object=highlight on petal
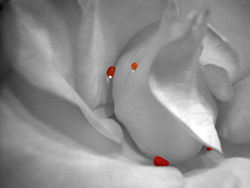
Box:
[113,3,222,164]
[149,10,222,152]
[217,75,250,143]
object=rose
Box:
[1,0,250,187]
[112,0,239,164]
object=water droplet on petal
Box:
[154,156,169,166]
[107,66,116,79]
[131,62,138,71]
[207,147,212,151]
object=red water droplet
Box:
[207,147,212,151]
[121,123,123,126]
[154,156,169,166]
[107,66,116,78]
[131,62,138,70]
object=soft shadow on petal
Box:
[0,71,185,188]
[184,158,250,188]
[1,0,124,143]
[203,64,234,102]
[217,75,250,143]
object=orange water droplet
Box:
[107,66,116,78]
[207,147,212,151]
[131,62,138,70]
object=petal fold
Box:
[203,64,234,102]
[149,11,222,152]
[200,24,239,84]
[1,0,123,143]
